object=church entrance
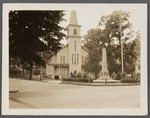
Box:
[55,76,59,79]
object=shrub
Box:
[83,73,88,78]
[77,72,82,78]
[43,73,47,78]
[111,72,117,80]
[70,72,73,78]
[121,78,140,83]
[120,73,126,79]
[62,78,93,82]
[9,67,20,75]
[115,72,126,80]
[34,69,40,76]
[74,70,77,74]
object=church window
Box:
[77,54,79,64]
[67,29,69,35]
[73,29,77,35]
[85,56,88,63]
[72,54,73,64]
[74,53,76,64]
[138,66,140,70]
[75,40,76,51]
[63,56,65,64]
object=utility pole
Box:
[119,11,124,73]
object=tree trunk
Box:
[23,68,25,76]
[29,63,33,80]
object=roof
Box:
[69,10,78,25]
[81,46,90,53]
[47,44,68,59]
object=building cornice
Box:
[49,63,69,66]
[66,35,82,39]
[66,24,81,29]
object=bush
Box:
[70,72,73,77]
[70,72,76,78]
[77,72,82,78]
[9,67,20,75]
[121,78,140,83]
[74,70,77,74]
[43,73,47,78]
[111,72,117,80]
[83,73,88,78]
[33,69,40,76]
[62,78,93,82]
[115,72,127,80]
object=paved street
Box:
[9,78,140,109]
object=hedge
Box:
[62,78,93,82]
[120,78,140,83]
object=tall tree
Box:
[83,28,104,78]
[84,10,136,76]
[134,31,141,57]
[9,11,66,79]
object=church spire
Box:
[69,10,78,25]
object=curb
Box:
[60,81,140,86]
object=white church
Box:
[46,10,89,79]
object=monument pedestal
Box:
[98,71,111,80]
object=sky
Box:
[58,4,147,44]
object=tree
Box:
[98,10,133,45]
[83,10,137,76]
[134,31,141,57]
[99,10,136,74]
[83,28,104,78]
[9,11,66,79]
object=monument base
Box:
[98,71,112,80]
[98,75,112,80]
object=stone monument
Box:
[98,48,111,80]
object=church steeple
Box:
[66,10,81,40]
[69,10,78,25]
[67,10,82,73]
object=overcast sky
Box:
[5,3,147,44]
[58,4,147,44]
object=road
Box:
[9,78,140,109]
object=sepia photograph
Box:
[2,3,147,115]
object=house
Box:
[134,34,141,77]
[46,10,89,79]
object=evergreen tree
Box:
[9,11,66,79]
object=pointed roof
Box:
[66,10,81,29]
[69,10,78,25]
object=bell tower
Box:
[66,10,82,74]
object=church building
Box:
[46,10,89,79]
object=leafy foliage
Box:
[134,31,141,56]
[83,10,137,76]
[9,11,66,79]
[33,69,41,76]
